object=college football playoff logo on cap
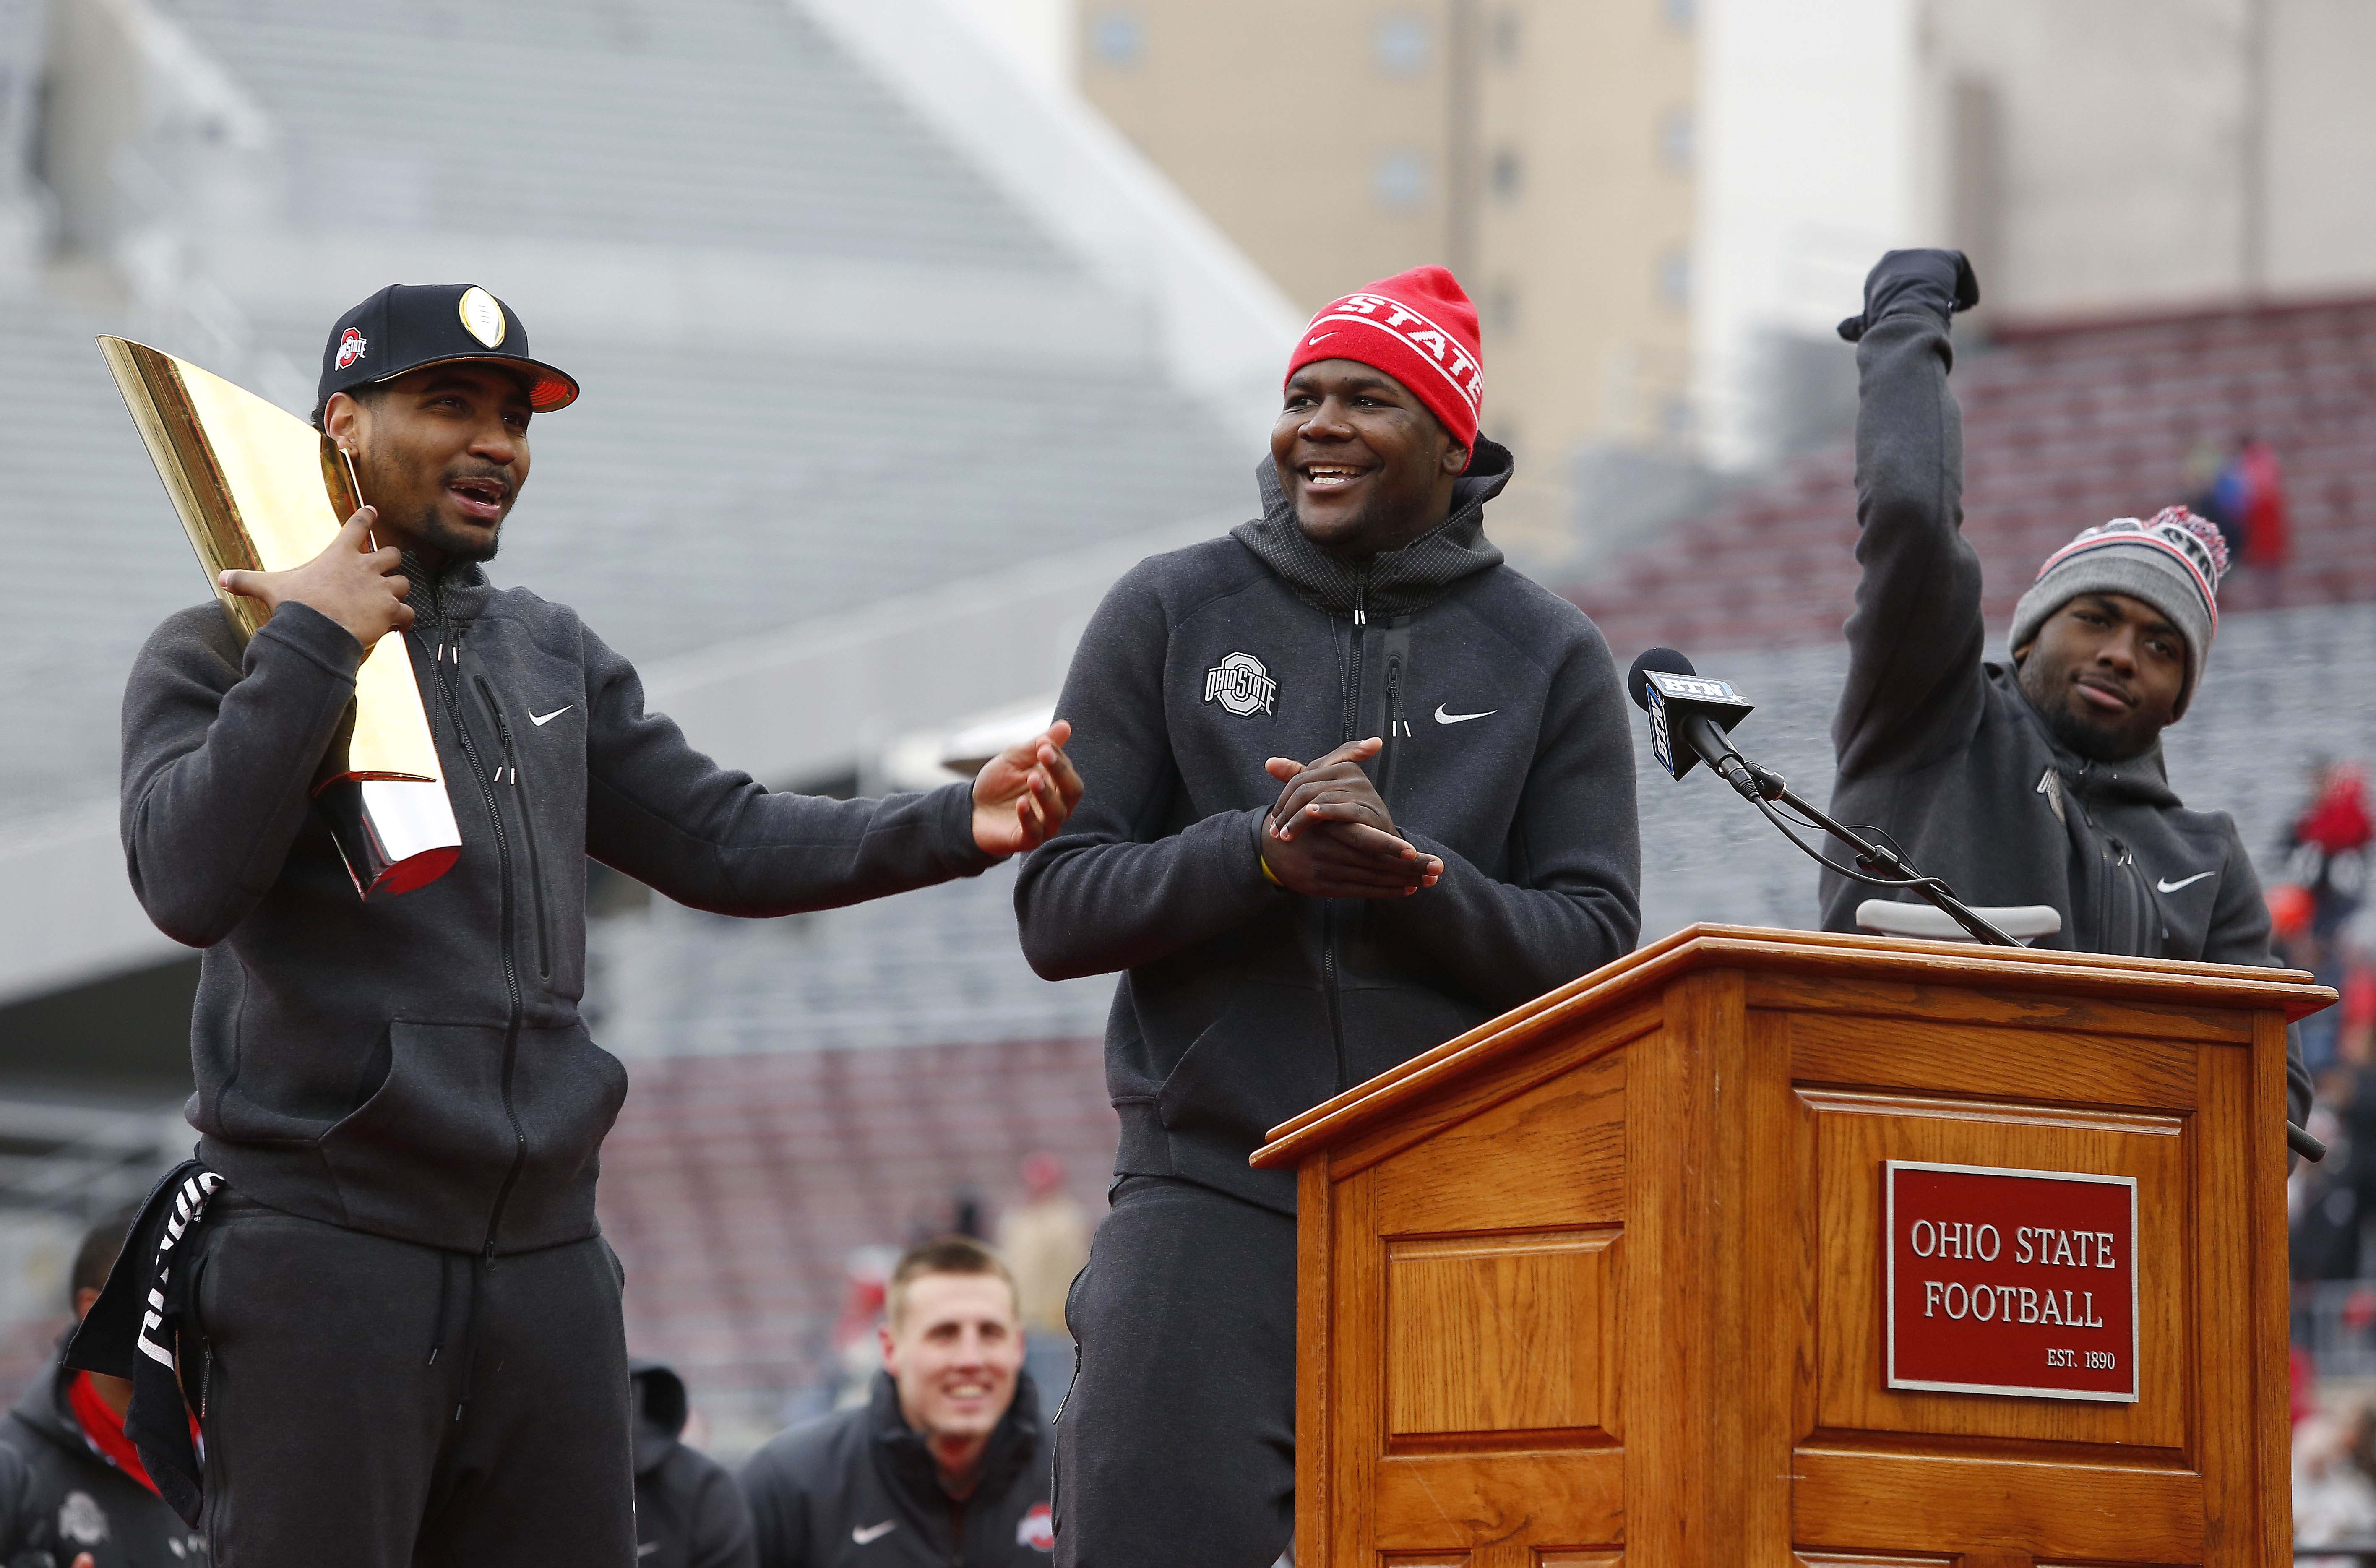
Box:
[335,327,367,369]
[458,286,507,349]
[1203,651,1277,717]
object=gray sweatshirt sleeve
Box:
[2199,815,2315,1131]
[1013,570,1283,980]
[1367,630,1642,1011]
[1832,292,1990,781]
[580,622,995,915]
[120,601,367,947]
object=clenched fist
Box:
[219,507,414,653]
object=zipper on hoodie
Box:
[473,674,553,980]
[1379,652,1407,805]
[419,599,529,1261]
[1320,568,1370,1094]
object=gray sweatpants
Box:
[190,1195,636,1568]
[1053,1176,1295,1568]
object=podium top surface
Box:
[1251,922,2333,1170]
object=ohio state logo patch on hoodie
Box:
[1017,1502,1054,1552]
[1203,651,1276,717]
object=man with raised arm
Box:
[1015,266,1640,1568]
[1826,247,2309,1130]
[77,283,1081,1568]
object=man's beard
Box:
[404,500,502,564]
[2019,660,2150,763]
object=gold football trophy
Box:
[100,337,463,899]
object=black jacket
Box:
[0,1360,207,1567]
[0,1442,40,1568]
[1823,257,2310,1127]
[120,562,994,1254]
[1015,446,1642,1211]
[740,1372,1050,1568]
[633,1362,757,1568]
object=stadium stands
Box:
[1573,295,2376,657]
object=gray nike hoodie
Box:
[1822,268,2311,1128]
[120,561,994,1256]
[1014,443,1642,1213]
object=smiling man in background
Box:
[1825,247,2309,1131]
[1016,265,1640,1567]
[740,1237,1052,1565]
[77,283,1081,1568]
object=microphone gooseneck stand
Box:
[1700,751,2018,948]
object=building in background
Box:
[1696,0,2376,472]
[1076,0,1697,581]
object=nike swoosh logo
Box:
[637,1545,660,1558]
[1434,704,1497,724]
[853,1521,898,1545]
[529,706,572,727]
[2156,871,2214,893]
[1307,333,1336,344]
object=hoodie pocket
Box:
[1154,983,1338,1145]
[319,1020,626,1247]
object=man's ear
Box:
[322,391,364,453]
[878,1319,898,1369]
[1442,440,1471,476]
[2011,640,2033,666]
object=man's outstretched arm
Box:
[1832,248,1992,781]
[581,622,1079,916]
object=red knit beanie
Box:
[1285,266,1482,452]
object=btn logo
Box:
[335,327,367,369]
[1017,1502,1054,1552]
[458,285,507,348]
[1203,651,1277,718]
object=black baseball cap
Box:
[314,282,579,425]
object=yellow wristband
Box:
[1259,852,1282,887]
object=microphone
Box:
[1625,648,1759,798]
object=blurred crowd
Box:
[2282,757,2376,1554]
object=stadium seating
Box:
[1572,296,2376,656]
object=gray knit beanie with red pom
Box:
[2008,506,2229,718]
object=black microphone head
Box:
[1626,647,1697,711]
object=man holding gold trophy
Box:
[67,284,1083,1567]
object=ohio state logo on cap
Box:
[335,328,367,370]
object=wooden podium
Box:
[1252,925,2332,1568]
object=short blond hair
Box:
[886,1235,1018,1327]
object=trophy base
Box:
[314,775,464,901]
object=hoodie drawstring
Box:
[428,1250,451,1365]
[426,1248,488,1423]
[452,1253,487,1423]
